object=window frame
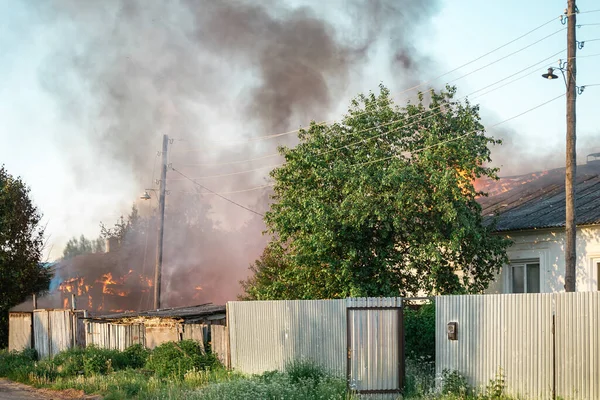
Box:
[507,258,541,294]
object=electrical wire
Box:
[351,93,566,168]
[182,152,280,167]
[170,167,265,216]
[171,184,275,195]
[170,164,281,181]
[173,16,566,152]
[171,49,570,179]
[172,94,565,202]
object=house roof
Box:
[89,303,226,322]
[477,161,600,232]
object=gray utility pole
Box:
[564,0,577,292]
[154,134,168,309]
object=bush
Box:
[145,340,220,379]
[404,357,436,398]
[441,369,471,397]
[286,360,327,385]
[122,344,149,369]
[197,365,350,400]
[404,302,435,361]
[0,348,38,378]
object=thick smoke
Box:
[32,0,439,309]
[488,125,600,177]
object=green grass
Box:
[0,346,524,400]
[0,347,354,399]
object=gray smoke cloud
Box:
[33,0,439,307]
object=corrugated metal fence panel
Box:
[8,313,32,352]
[33,310,50,359]
[211,325,230,368]
[347,297,403,397]
[49,310,73,356]
[436,294,553,399]
[228,299,347,375]
[555,292,600,400]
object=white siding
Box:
[486,225,600,294]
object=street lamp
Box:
[541,67,559,80]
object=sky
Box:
[0,0,599,261]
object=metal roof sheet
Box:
[91,303,226,321]
[478,162,600,232]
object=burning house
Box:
[478,155,600,294]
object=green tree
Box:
[0,166,51,347]
[62,235,89,259]
[244,85,510,299]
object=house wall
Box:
[486,225,600,293]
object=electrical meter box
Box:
[447,322,458,340]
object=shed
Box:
[85,303,227,362]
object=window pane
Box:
[512,266,525,293]
[526,263,540,293]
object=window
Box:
[508,260,540,293]
[597,262,600,291]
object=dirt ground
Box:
[0,379,100,400]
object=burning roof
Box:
[477,161,600,232]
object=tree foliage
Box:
[62,234,105,259]
[0,165,51,347]
[243,85,510,299]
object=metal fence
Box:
[8,312,32,352]
[436,292,600,400]
[227,298,404,397]
[33,309,79,358]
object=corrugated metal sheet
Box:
[347,297,403,397]
[85,322,145,350]
[33,309,75,358]
[436,294,553,399]
[211,325,230,368]
[555,292,600,400]
[8,312,32,352]
[228,299,347,375]
[478,162,600,231]
[49,310,73,356]
[33,310,50,359]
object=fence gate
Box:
[346,299,404,396]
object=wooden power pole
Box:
[564,0,577,292]
[154,134,168,309]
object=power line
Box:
[445,27,566,86]
[170,164,281,180]
[171,184,275,195]
[170,167,265,216]
[351,93,566,168]
[182,152,280,167]
[172,50,573,180]
[174,16,566,152]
